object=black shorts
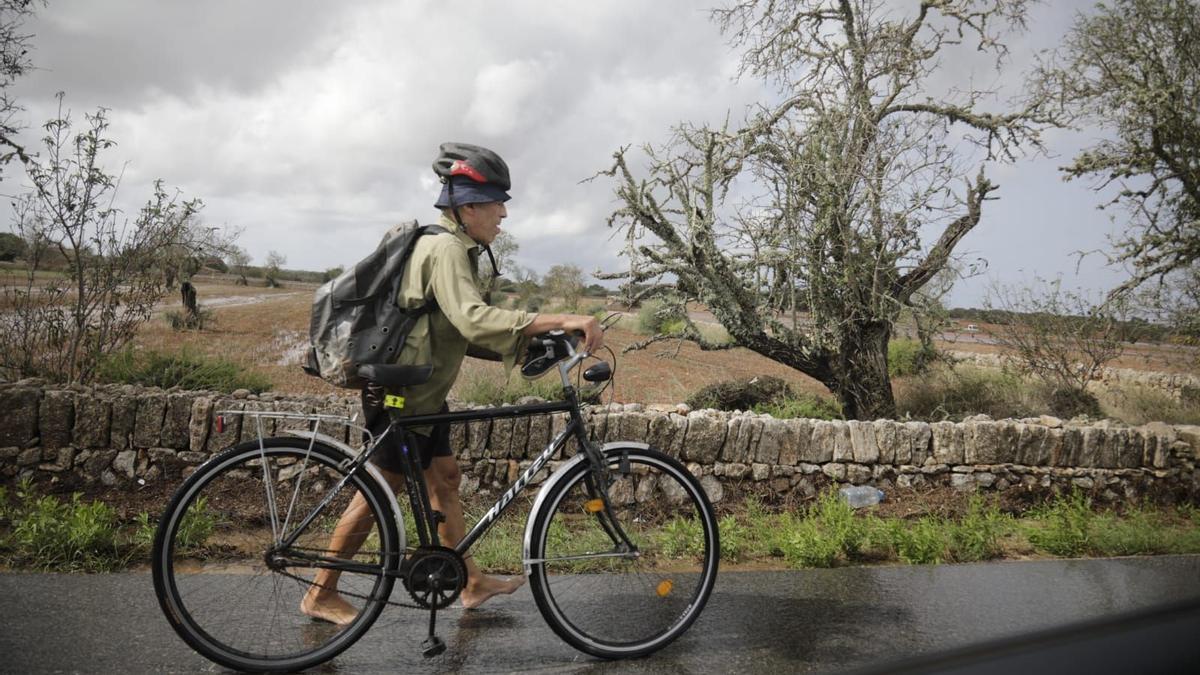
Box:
[361,385,452,473]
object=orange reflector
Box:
[215,415,225,434]
[656,580,673,597]
[585,499,604,513]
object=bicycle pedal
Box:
[421,635,446,658]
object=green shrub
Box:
[1027,490,1094,557]
[98,347,272,393]
[454,370,563,405]
[949,495,1010,562]
[1101,385,1200,425]
[754,393,842,420]
[778,490,870,568]
[717,514,748,562]
[896,365,1043,421]
[660,516,707,558]
[637,300,686,335]
[3,486,125,571]
[686,375,794,412]
[889,517,949,565]
[888,338,933,378]
[1048,386,1102,419]
[780,519,842,568]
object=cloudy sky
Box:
[1,0,1123,307]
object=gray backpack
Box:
[303,221,447,388]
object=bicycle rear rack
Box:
[213,409,378,450]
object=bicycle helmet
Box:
[432,142,511,208]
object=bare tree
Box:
[1035,0,1200,295]
[226,245,252,285]
[985,279,1127,415]
[479,230,518,303]
[0,0,42,177]
[264,250,287,287]
[0,100,221,382]
[542,263,585,311]
[601,0,1060,419]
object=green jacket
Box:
[391,213,534,420]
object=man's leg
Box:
[301,467,404,625]
[424,455,525,609]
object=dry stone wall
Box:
[2,381,1198,503]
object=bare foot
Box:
[300,585,359,626]
[461,574,526,610]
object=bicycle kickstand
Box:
[422,607,445,658]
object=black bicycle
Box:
[151,330,719,672]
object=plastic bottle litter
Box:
[839,485,885,508]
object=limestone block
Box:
[206,399,243,453]
[776,418,813,466]
[821,462,847,481]
[845,463,871,485]
[39,389,75,450]
[699,475,724,503]
[615,412,651,444]
[74,395,111,448]
[508,417,531,460]
[646,413,680,455]
[964,421,1011,465]
[113,450,137,479]
[682,412,726,464]
[488,417,515,459]
[188,397,214,453]
[1015,424,1049,466]
[873,420,901,465]
[525,414,552,458]
[133,392,167,449]
[110,394,137,450]
[905,421,932,465]
[950,473,975,490]
[751,463,770,481]
[17,446,39,467]
[722,415,758,464]
[848,420,879,464]
[755,418,787,465]
[161,393,196,449]
[467,416,493,460]
[809,421,847,463]
[0,387,39,447]
[449,419,469,459]
[1053,427,1084,467]
[931,422,964,465]
[236,400,276,444]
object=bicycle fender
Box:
[283,430,407,552]
[522,442,650,574]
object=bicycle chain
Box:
[275,546,453,611]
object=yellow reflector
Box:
[383,394,405,409]
[656,580,673,597]
[584,499,604,513]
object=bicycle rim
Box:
[152,439,397,672]
[528,448,719,658]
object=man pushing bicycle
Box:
[301,143,604,624]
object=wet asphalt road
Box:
[2,556,1199,674]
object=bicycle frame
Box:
[236,334,629,580]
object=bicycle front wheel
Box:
[527,446,719,658]
[151,437,400,672]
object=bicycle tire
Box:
[526,446,719,658]
[151,437,400,672]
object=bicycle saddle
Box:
[356,363,434,389]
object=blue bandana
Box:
[434,176,511,209]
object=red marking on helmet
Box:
[450,159,488,183]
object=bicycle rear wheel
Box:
[151,437,399,672]
[526,446,719,658]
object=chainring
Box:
[403,546,467,610]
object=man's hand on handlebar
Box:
[522,313,604,354]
